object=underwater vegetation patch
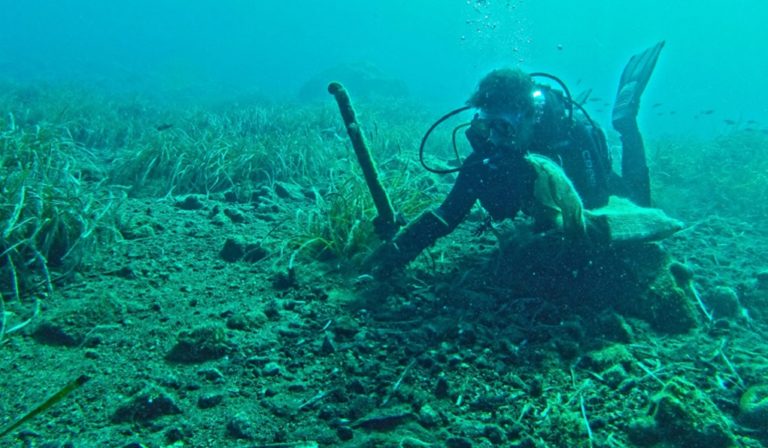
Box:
[0,114,121,341]
[650,130,768,221]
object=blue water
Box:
[1,0,765,138]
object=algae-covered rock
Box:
[487,181,694,334]
[646,271,699,333]
[620,262,699,334]
[739,384,768,431]
[638,377,737,447]
[627,416,661,446]
[492,221,696,333]
[592,311,634,343]
[166,325,230,363]
[707,285,741,319]
[742,286,768,321]
[112,384,182,423]
[584,344,635,372]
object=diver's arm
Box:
[366,157,481,274]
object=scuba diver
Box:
[367,41,668,276]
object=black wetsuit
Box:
[435,109,615,232]
[382,89,648,269]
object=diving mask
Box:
[472,110,530,148]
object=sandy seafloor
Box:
[2,119,768,448]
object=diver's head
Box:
[467,68,535,151]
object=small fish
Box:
[700,110,715,115]
[156,123,174,131]
[747,119,759,124]
[723,119,736,125]
[651,102,663,108]
[574,88,593,105]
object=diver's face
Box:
[476,110,533,152]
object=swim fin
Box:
[612,41,665,133]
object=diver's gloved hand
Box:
[363,210,451,278]
[465,116,493,153]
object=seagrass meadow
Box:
[6,1,768,445]
[1,78,768,447]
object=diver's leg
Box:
[620,124,651,206]
[612,41,664,207]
